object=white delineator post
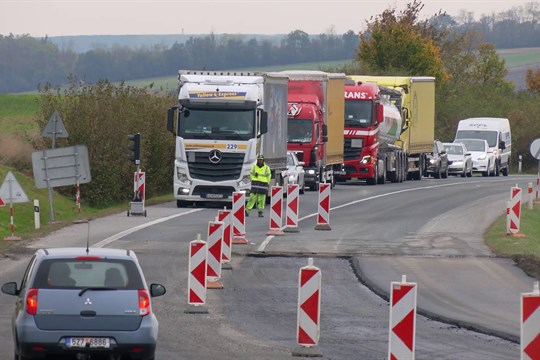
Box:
[218,208,232,268]
[292,258,322,358]
[528,182,534,210]
[536,173,539,201]
[206,217,224,289]
[314,183,331,231]
[185,234,208,314]
[509,185,523,235]
[521,281,540,360]
[232,191,248,244]
[34,199,40,230]
[284,184,300,233]
[267,185,284,236]
[388,275,417,360]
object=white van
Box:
[454,117,511,176]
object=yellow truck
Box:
[346,76,435,182]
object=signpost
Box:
[0,171,29,240]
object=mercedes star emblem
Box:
[209,149,222,164]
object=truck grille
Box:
[343,139,362,161]
[187,151,244,181]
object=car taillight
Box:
[138,290,151,316]
[26,288,38,315]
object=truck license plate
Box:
[66,337,110,348]
[205,193,224,199]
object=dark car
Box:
[424,140,449,179]
[1,247,166,360]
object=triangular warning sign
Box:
[0,171,29,203]
[42,110,69,138]
[0,197,5,207]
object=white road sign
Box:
[0,171,29,203]
[530,138,540,160]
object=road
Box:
[0,175,536,359]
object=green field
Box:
[498,49,540,68]
[0,94,40,133]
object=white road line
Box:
[94,208,203,248]
[258,177,526,252]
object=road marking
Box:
[258,177,527,252]
[94,209,203,248]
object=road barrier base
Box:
[184,304,209,314]
[232,236,249,244]
[284,226,300,233]
[222,263,233,270]
[267,229,285,236]
[507,232,527,238]
[314,224,331,231]
[3,236,21,241]
[207,280,224,289]
[291,345,323,357]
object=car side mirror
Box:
[499,141,506,150]
[150,283,167,297]
[1,282,19,296]
[465,152,471,156]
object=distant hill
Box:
[49,34,286,53]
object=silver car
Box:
[287,151,305,194]
[443,142,473,177]
[1,247,166,360]
[453,138,496,177]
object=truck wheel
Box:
[177,200,188,208]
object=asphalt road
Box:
[0,174,537,359]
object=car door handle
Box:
[80,310,96,317]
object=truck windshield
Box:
[345,100,373,128]
[179,108,255,140]
[456,130,497,147]
[288,119,312,143]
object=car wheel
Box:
[434,165,441,179]
[177,200,189,208]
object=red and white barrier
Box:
[293,258,322,357]
[267,185,284,236]
[133,171,145,202]
[506,200,511,235]
[528,182,534,210]
[314,183,331,231]
[232,191,248,244]
[388,275,417,360]
[218,208,232,266]
[76,181,81,216]
[521,281,540,360]
[284,184,300,233]
[536,173,539,201]
[186,234,208,313]
[206,218,224,289]
[509,186,522,235]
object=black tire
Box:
[434,165,441,179]
[177,200,188,208]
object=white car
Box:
[287,151,305,194]
[453,139,495,176]
[443,142,473,177]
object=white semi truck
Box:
[166,71,289,207]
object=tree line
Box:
[1,1,540,94]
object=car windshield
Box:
[33,259,144,289]
[458,140,485,152]
[445,145,463,155]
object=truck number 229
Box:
[226,144,238,150]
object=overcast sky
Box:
[0,0,537,37]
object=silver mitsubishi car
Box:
[1,247,166,360]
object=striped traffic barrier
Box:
[536,173,540,202]
[206,217,224,289]
[185,234,208,314]
[292,258,322,358]
[218,207,233,269]
[314,183,331,231]
[528,182,534,210]
[267,185,284,236]
[509,185,522,235]
[506,200,512,235]
[284,184,300,233]
[521,281,540,360]
[232,191,249,244]
[388,275,417,360]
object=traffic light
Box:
[127,133,141,164]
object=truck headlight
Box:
[307,169,316,175]
[430,158,437,164]
[360,156,371,164]
[177,168,191,184]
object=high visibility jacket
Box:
[250,162,271,194]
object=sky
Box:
[0,0,537,37]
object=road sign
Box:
[530,138,540,160]
[42,110,69,138]
[32,145,91,189]
[0,171,29,203]
[0,197,4,207]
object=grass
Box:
[0,94,40,133]
[499,51,540,68]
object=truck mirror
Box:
[167,107,177,134]
[259,111,268,135]
[377,103,384,124]
[499,141,506,150]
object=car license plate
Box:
[204,193,224,199]
[66,337,110,349]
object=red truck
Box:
[283,71,345,190]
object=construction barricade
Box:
[267,185,284,236]
[284,184,300,233]
[314,183,331,231]
[508,185,523,236]
[206,217,224,289]
[292,258,322,358]
[218,208,233,269]
[232,191,249,244]
[388,275,417,360]
[521,281,540,360]
[185,234,208,314]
